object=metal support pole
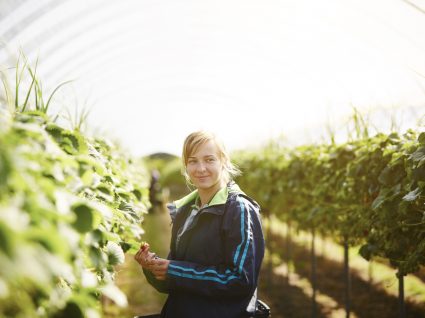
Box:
[398,274,406,318]
[311,228,317,318]
[267,214,273,284]
[286,221,291,284]
[344,237,351,318]
[368,261,373,287]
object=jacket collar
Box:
[168,181,244,221]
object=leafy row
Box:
[0,108,149,318]
[235,130,425,276]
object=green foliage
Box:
[0,108,149,317]
[143,153,188,200]
[236,128,425,276]
[159,157,184,187]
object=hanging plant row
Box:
[235,129,425,276]
[0,109,149,318]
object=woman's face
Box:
[186,140,225,191]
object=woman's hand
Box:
[148,258,170,281]
[134,242,156,269]
[134,242,169,280]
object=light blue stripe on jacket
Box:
[168,196,252,282]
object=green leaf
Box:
[132,189,142,201]
[61,130,88,155]
[410,147,425,162]
[76,155,106,178]
[120,239,142,254]
[378,164,405,186]
[55,302,84,318]
[96,183,112,195]
[45,123,64,140]
[81,169,94,186]
[0,147,12,190]
[418,132,425,145]
[89,246,107,269]
[106,241,125,265]
[371,189,390,210]
[86,229,105,247]
[71,203,101,233]
[45,125,89,155]
[61,141,76,155]
[118,201,133,212]
[0,221,16,258]
[100,284,127,307]
[52,298,86,318]
[119,241,132,253]
[412,167,425,182]
[359,243,378,261]
[25,227,70,259]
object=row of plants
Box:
[0,57,150,318]
[235,128,425,276]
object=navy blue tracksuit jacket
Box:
[143,182,265,318]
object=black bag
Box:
[249,299,271,318]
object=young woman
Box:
[135,131,265,318]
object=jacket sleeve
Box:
[143,267,169,294]
[165,195,265,298]
[143,251,173,294]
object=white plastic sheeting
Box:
[1,0,425,155]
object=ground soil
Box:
[261,232,425,318]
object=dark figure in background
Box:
[148,169,162,213]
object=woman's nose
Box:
[197,162,206,171]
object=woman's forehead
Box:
[190,140,219,157]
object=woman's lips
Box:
[196,176,209,180]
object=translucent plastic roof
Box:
[1,0,425,155]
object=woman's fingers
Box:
[149,258,170,278]
[134,246,156,269]
[134,250,142,262]
[133,244,169,279]
[140,242,150,252]
[135,248,146,261]
[135,243,149,260]
[142,254,156,271]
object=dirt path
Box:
[262,231,425,318]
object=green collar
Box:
[174,182,243,209]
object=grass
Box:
[1,51,73,115]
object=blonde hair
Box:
[182,131,241,185]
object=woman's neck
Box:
[198,180,226,206]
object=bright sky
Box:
[1,0,425,156]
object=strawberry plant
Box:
[0,58,150,318]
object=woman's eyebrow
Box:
[189,154,216,159]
